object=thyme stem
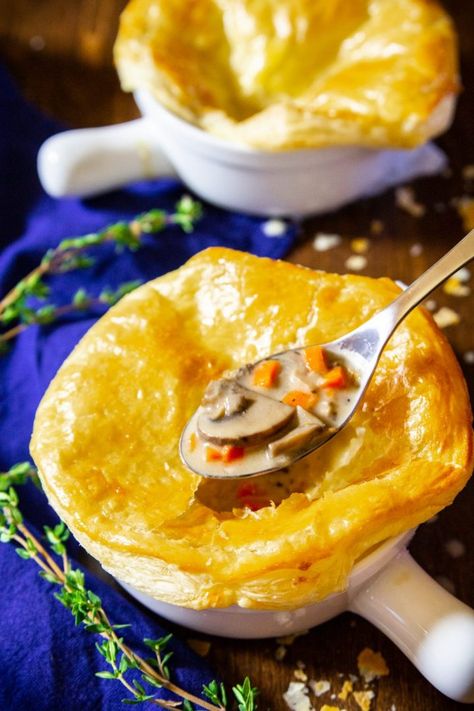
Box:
[0,198,203,350]
[1,464,241,710]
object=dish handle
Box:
[349,548,474,703]
[37,118,178,198]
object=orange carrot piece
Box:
[205,446,223,462]
[282,390,318,410]
[240,497,270,511]
[252,359,281,388]
[304,345,329,375]
[237,483,269,511]
[237,482,261,498]
[323,366,348,389]
[222,445,245,463]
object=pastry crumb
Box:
[262,219,288,237]
[276,631,309,646]
[294,668,308,682]
[338,679,353,700]
[409,243,423,257]
[462,164,474,180]
[395,186,426,217]
[309,679,330,697]
[453,267,471,282]
[353,689,375,711]
[457,196,474,231]
[350,237,370,254]
[29,35,46,51]
[313,233,342,252]
[424,299,437,311]
[345,255,367,271]
[463,350,474,364]
[370,219,384,235]
[444,538,465,558]
[283,681,313,711]
[357,648,389,683]
[433,306,461,328]
[275,645,287,661]
[186,638,211,656]
[443,277,470,297]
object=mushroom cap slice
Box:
[197,389,295,446]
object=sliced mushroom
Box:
[267,424,323,458]
[202,378,252,421]
[198,387,295,446]
[267,407,328,458]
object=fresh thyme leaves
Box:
[203,680,228,707]
[0,197,202,350]
[232,678,259,711]
[0,463,259,710]
[144,635,174,679]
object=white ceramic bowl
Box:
[120,529,474,704]
[38,91,446,217]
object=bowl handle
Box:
[37,118,178,198]
[349,548,474,703]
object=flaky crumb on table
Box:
[395,186,426,217]
[283,681,313,711]
[357,647,390,683]
[457,196,474,231]
[433,306,461,328]
[308,679,330,697]
[353,689,375,711]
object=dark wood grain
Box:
[1,2,473,710]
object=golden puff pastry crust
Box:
[114,0,459,150]
[31,249,473,610]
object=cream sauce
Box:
[180,347,359,480]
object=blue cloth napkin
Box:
[0,66,296,710]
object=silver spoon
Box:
[181,229,474,479]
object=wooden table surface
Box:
[1,2,473,710]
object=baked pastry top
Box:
[114,0,459,150]
[31,248,473,609]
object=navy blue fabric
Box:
[0,65,296,710]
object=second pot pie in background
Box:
[31,249,473,610]
[114,0,459,150]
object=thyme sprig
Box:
[0,463,258,710]
[0,281,143,345]
[0,196,202,350]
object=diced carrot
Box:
[282,390,318,410]
[240,497,270,511]
[252,359,281,388]
[205,446,223,462]
[222,445,245,463]
[304,345,329,375]
[188,432,198,452]
[237,483,270,511]
[323,365,348,389]
[237,482,261,498]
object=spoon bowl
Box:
[181,228,474,478]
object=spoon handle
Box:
[375,228,474,340]
[339,229,474,369]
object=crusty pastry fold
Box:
[114,0,459,149]
[31,249,473,609]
